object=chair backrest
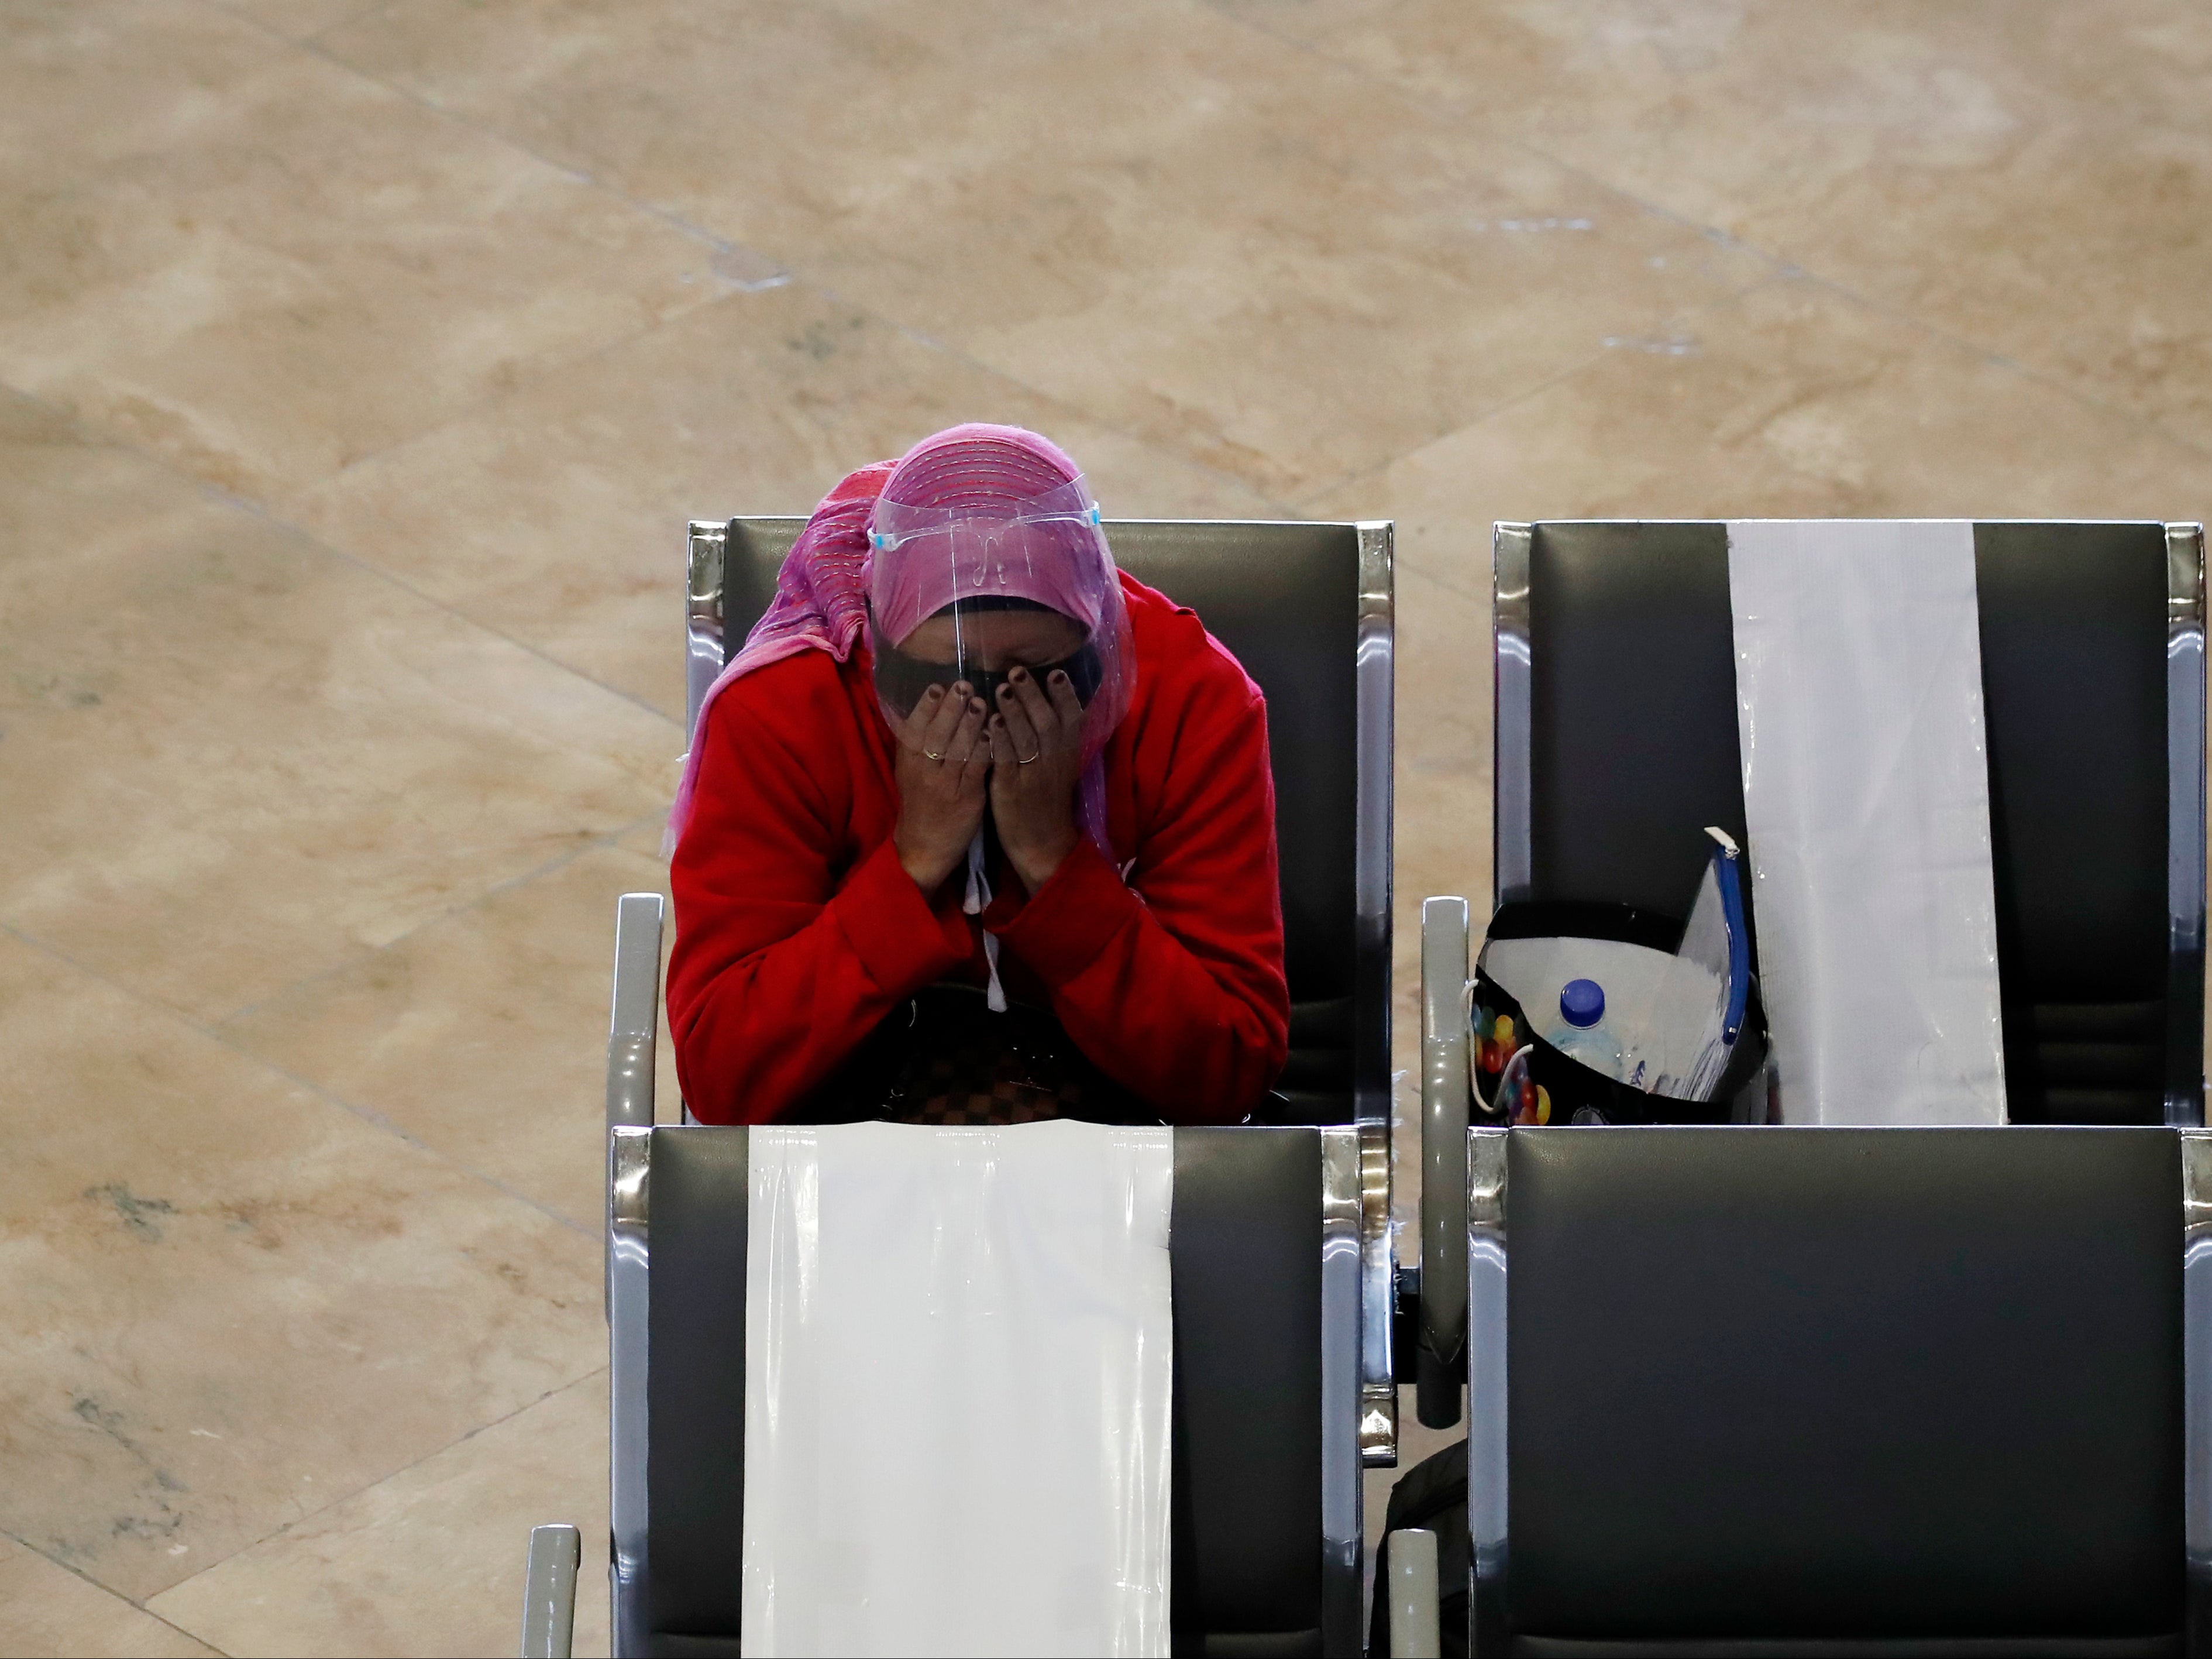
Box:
[687,517,1395,1128]
[1494,520,2207,1126]
[618,1124,1357,1656]
[1482,1125,2187,1652]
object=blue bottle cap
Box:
[1560,978,1605,1028]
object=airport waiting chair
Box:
[520,517,1412,1655]
[1412,520,2210,1424]
[1377,1124,2212,1657]
[687,515,1403,1465]
[689,516,1396,1132]
[527,902,1375,1658]
[1480,519,2206,1126]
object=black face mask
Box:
[872,623,1105,722]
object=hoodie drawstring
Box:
[963,833,1007,1012]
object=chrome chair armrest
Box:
[1467,1126,1510,1657]
[2168,524,2207,1127]
[1418,896,1471,1428]
[1385,1527,1443,1659]
[1360,1111,1398,1467]
[521,1523,580,1659]
[606,893,665,1134]
[606,893,663,1323]
[1320,1125,1367,1655]
[2184,1131,2212,1618]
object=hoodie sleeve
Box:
[666,661,971,1124]
[989,651,1289,1122]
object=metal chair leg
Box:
[1386,1527,1442,1659]
[521,1523,580,1659]
[1419,896,1471,1428]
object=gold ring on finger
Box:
[1017,748,1041,765]
[924,748,945,761]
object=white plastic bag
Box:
[1481,934,1726,1098]
[1728,519,2007,1124]
[741,1121,1174,1658]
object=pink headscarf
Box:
[666,424,1134,857]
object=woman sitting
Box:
[666,423,1289,1124]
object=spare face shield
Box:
[866,479,1128,733]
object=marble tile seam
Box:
[195,0,397,49]
[805,306,1298,522]
[201,0,742,262]
[1392,554,1493,612]
[186,0,2212,514]
[142,1363,611,1626]
[1283,346,1611,521]
[289,263,1302,538]
[1200,0,2212,476]
[1281,274,1800,523]
[292,287,766,494]
[209,1,1306,519]
[297,0,402,50]
[198,482,685,733]
[226,0,1633,523]
[207,807,669,1032]
[0,920,601,1245]
[1493,138,2212,467]
[0,1524,236,1659]
[13,0,779,509]
[163,0,811,502]
[1196,0,1793,291]
[0,372,689,736]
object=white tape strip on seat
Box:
[742,1121,1174,1658]
[1728,519,2007,1124]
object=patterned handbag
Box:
[807,984,1147,1126]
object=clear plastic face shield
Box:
[866,478,1133,753]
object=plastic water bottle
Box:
[1547,978,1625,1078]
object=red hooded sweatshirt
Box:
[668,572,1291,1124]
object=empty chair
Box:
[1381,1123,2212,1657]
[691,513,1403,1462]
[526,506,1413,1653]
[692,514,1396,1131]
[1411,520,2209,1426]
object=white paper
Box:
[1728,519,2007,1124]
[742,1121,1174,1658]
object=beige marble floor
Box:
[4,1,2207,1653]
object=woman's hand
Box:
[989,666,1088,894]
[893,683,992,892]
